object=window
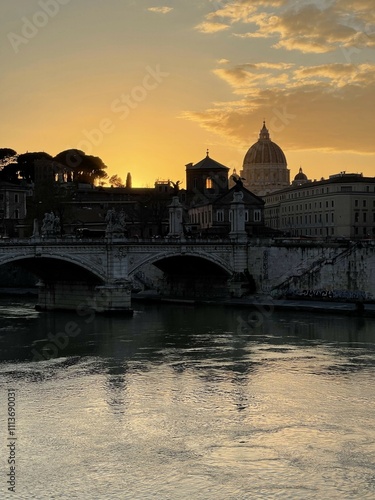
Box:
[355,212,359,223]
[363,212,367,223]
[216,210,224,222]
[244,210,249,222]
[205,177,213,189]
[14,194,19,203]
[14,210,19,219]
[355,199,359,207]
[363,200,367,208]
[254,209,261,222]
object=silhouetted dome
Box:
[294,167,308,181]
[243,122,287,166]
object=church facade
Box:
[184,152,265,236]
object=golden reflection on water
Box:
[0,300,374,499]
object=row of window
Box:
[281,212,335,226]
[289,227,375,237]
[281,200,335,212]
[354,199,375,208]
[280,211,375,226]
[0,193,20,203]
[189,209,262,225]
[267,184,375,204]
[268,199,375,217]
[0,209,20,219]
[354,212,375,223]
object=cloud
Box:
[147,6,173,14]
[195,21,230,33]
[199,1,375,53]
[183,61,375,154]
[244,4,374,53]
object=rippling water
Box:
[0,298,375,499]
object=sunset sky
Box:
[1,0,374,187]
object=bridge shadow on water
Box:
[0,297,374,370]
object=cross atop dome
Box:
[259,121,270,141]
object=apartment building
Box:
[264,172,375,239]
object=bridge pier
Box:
[36,280,133,314]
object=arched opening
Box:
[150,255,231,300]
[3,257,104,285]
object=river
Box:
[0,297,375,499]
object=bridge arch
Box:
[0,253,106,284]
[128,250,233,278]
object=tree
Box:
[17,152,53,183]
[109,174,125,187]
[126,172,132,189]
[0,148,17,167]
[0,149,18,183]
[54,149,108,185]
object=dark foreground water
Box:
[0,297,375,499]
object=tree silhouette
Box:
[17,152,53,183]
[0,149,18,183]
[54,149,108,185]
[109,174,125,187]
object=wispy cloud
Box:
[195,21,230,34]
[147,6,173,14]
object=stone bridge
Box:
[0,237,250,312]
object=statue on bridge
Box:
[41,212,60,237]
[105,208,127,236]
[170,180,181,195]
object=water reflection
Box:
[0,299,375,499]
[0,299,374,369]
